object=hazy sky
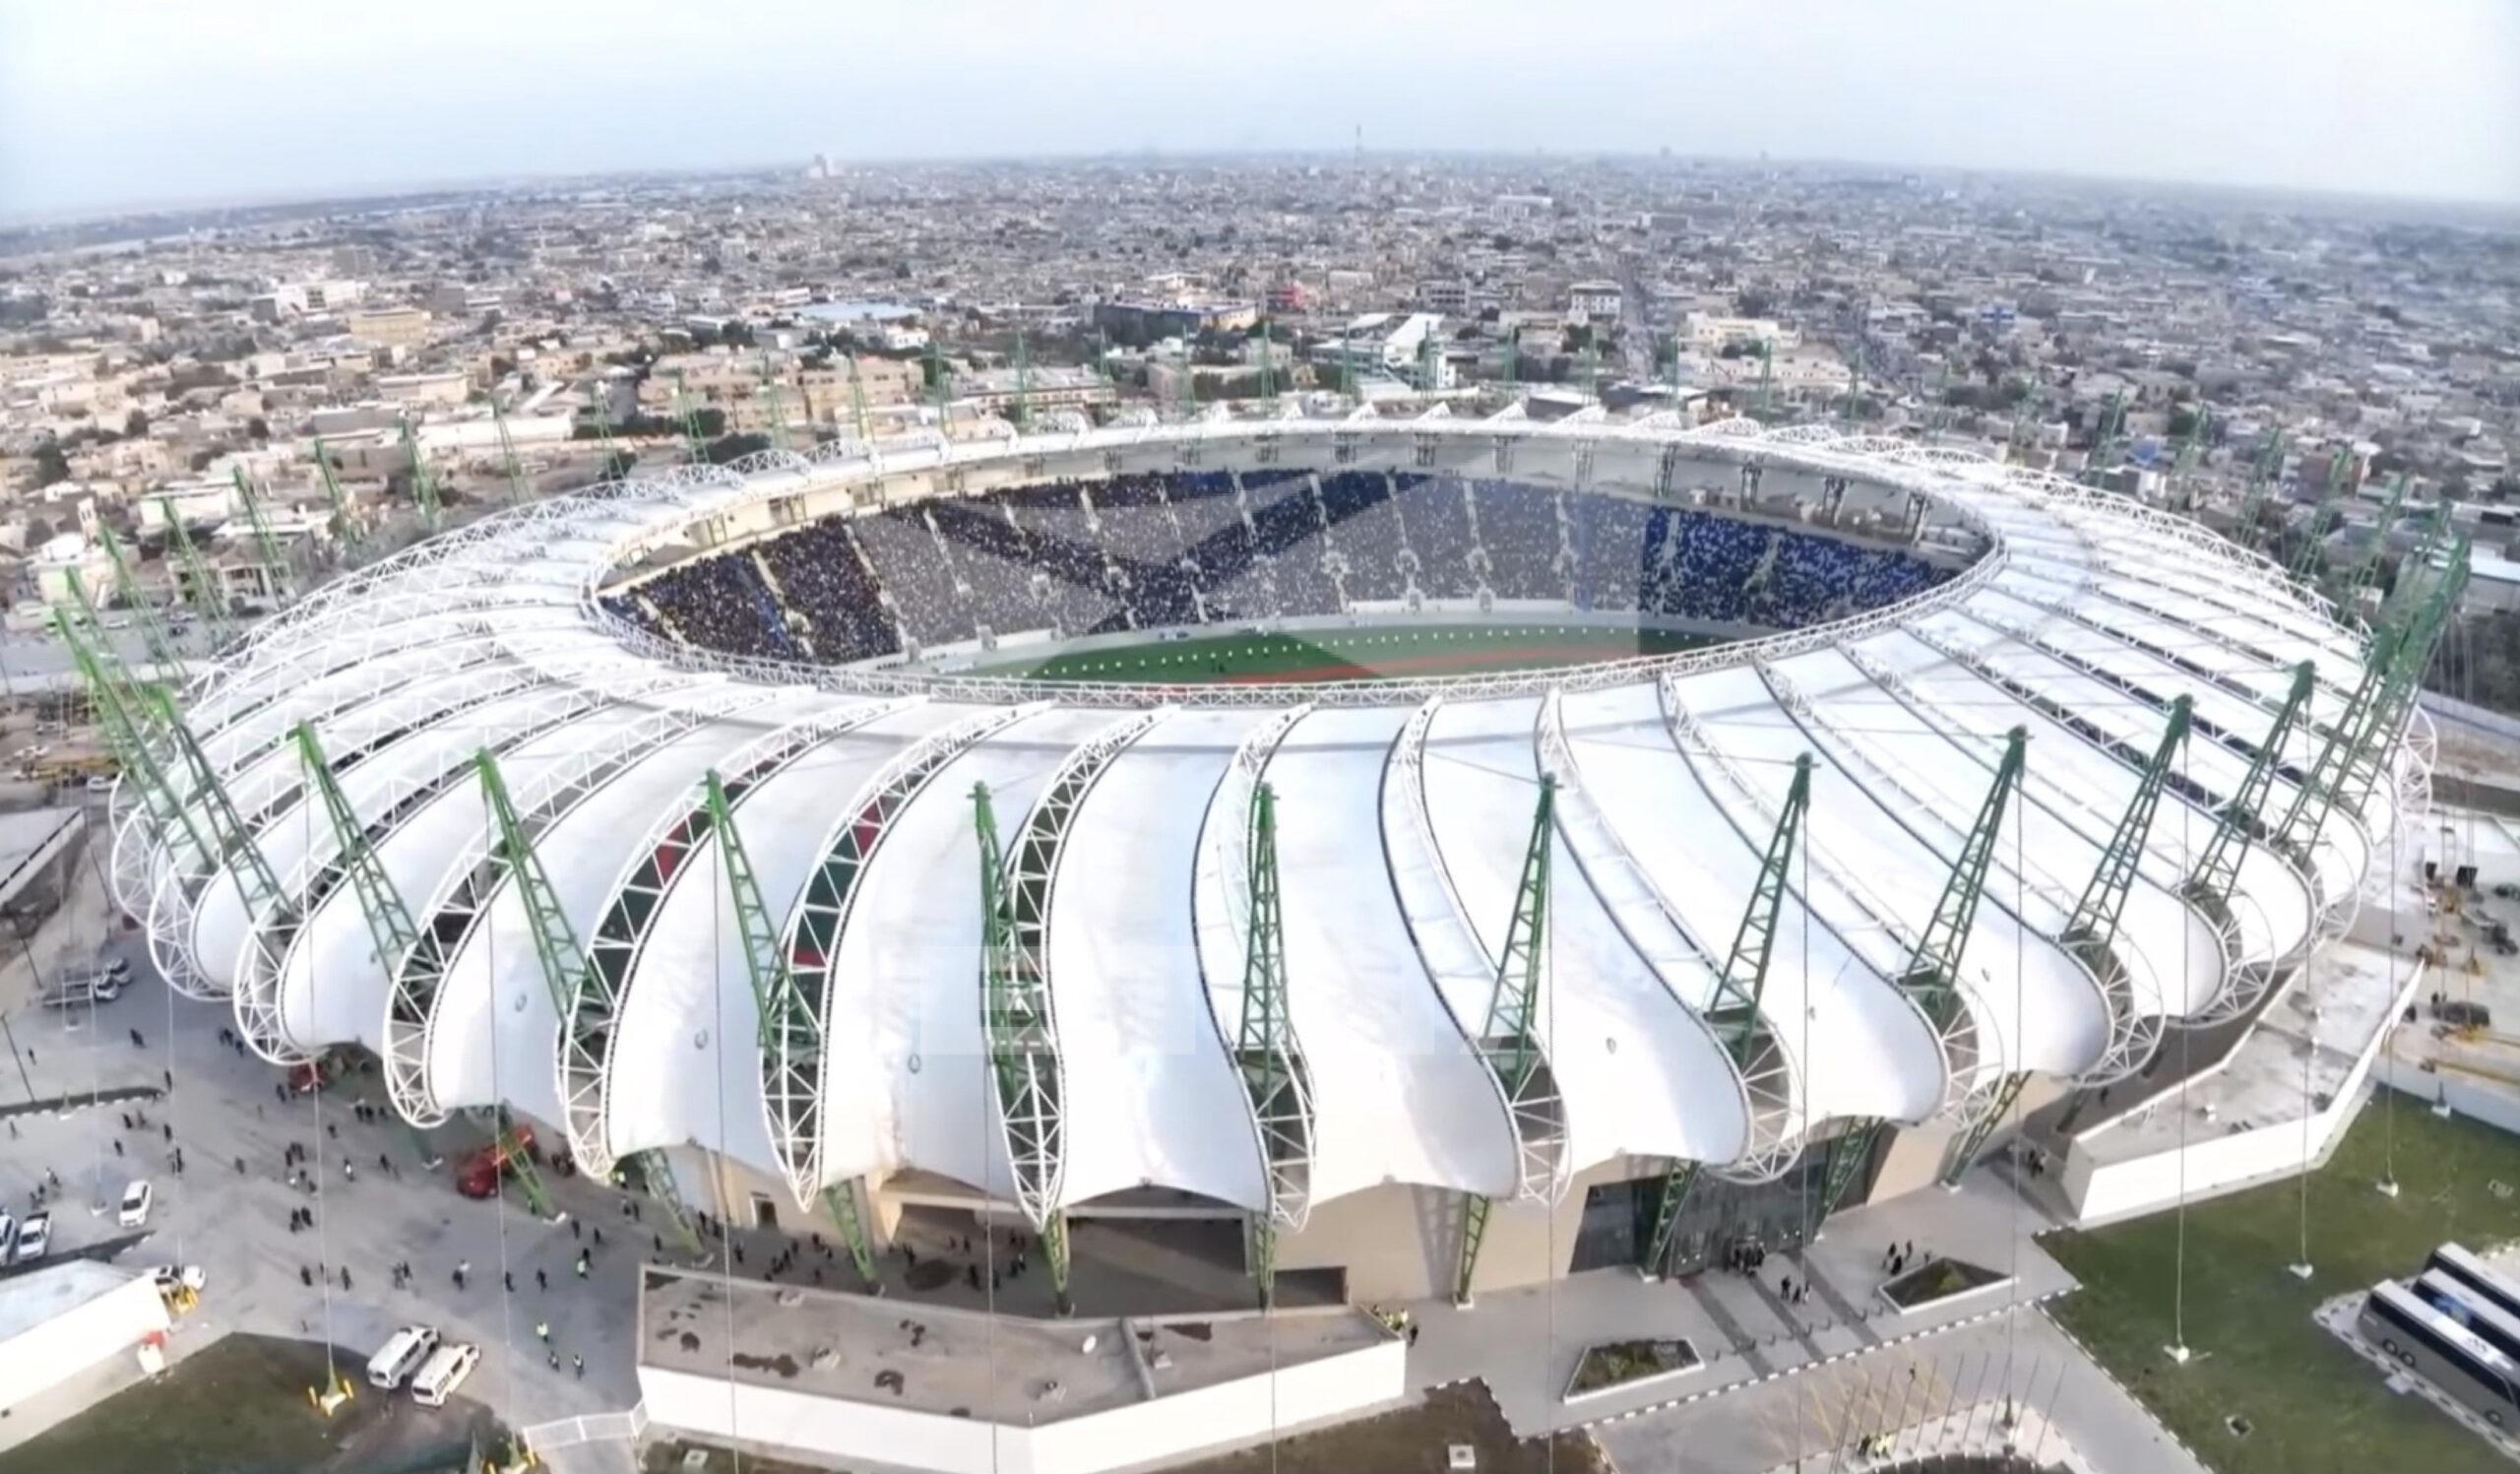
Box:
[3,0,2516,220]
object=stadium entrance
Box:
[1569,1151,1850,1278]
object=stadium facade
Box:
[112,417,2419,1308]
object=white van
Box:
[366,1325,440,1390]
[410,1342,479,1407]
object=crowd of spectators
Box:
[600,472,1951,664]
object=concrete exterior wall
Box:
[1275,1159,1646,1302]
[2064,961,2426,1224]
[0,1273,169,1415]
[639,1336,1403,1474]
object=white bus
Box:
[2361,1281,2520,1428]
[410,1342,480,1407]
[366,1325,440,1390]
[2429,1244,2520,1325]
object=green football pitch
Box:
[969,623,1716,684]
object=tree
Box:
[30,439,70,487]
[124,409,149,437]
[702,432,771,465]
[246,416,271,442]
[2167,406,2200,440]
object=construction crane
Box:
[1455,776,1561,1305]
[398,418,443,533]
[230,466,293,605]
[1813,729,2026,1231]
[1944,705,2189,1185]
[156,495,236,647]
[473,751,699,1257]
[1641,754,1809,1276]
[706,771,877,1284]
[299,724,549,1221]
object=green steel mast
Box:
[848,354,871,441]
[157,495,236,646]
[670,373,708,465]
[757,351,792,453]
[2236,430,2284,552]
[56,596,214,880]
[94,522,180,682]
[1233,784,1311,1309]
[309,436,363,557]
[1814,728,2026,1229]
[301,724,549,1220]
[1944,703,2190,1184]
[974,781,1072,1313]
[398,418,443,533]
[2187,662,2314,914]
[491,398,529,504]
[2343,475,2408,607]
[704,772,876,1283]
[1455,776,1556,1305]
[2289,503,2341,584]
[1641,754,1809,1276]
[230,466,292,602]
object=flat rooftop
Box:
[0,1259,142,1345]
[2079,892,2417,1168]
[638,1265,1387,1424]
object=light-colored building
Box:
[346,305,432,349]
[1678,313,1799,352]
[0,1262,173,1420]
[957,365,1117,417]
[376,370,472,409]
[1569,281,1622,320]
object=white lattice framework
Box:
[1193,702,1321,1230]
[380,679,769,1126]
[989,707,1170,1225]
[774,702,1048,1204]
[1385,699,1570,1205]
[1536,688,1797,1181]
[1659,671,1982,1121]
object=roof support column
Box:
[1641,754,1812,1277]
[1455,775,1556,1308]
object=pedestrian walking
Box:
[235,1156,245,1175]
[547,1350,560,1371]
[299,1265,313,1287]
[161,1122,172,1143]
[536,1321,550,1342]
[536,1268,548,1291]
[112,1138,123,1157]
[572,1353,584,1380]
[341,1267,351,1291]
[342,1162,354,1183]
[128,1028,143,1049]
[592,1226,602,1247]
[379,1153,390,1173]
[571,1219,583,1242]
[574,1251,589,1279]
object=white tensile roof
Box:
[128,422,2401,1226]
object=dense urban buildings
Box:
[2,151,2518,1474]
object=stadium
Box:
[111,414,2414,1315]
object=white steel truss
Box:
[775,702,1049,1204]
[381,680,772,1126]
[1536,688,1798,1181]
[1385,698,1570,1205]
[1658,671,1979,1121]
[1193,702,1320,1231]
[989,707,1170,1224]
[552,687,842,1174]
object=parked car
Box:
[117,1180,153,1229]
[148,1263,206,1292]
[14,1211,50,1264]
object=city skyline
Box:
[3,0,2517,222]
